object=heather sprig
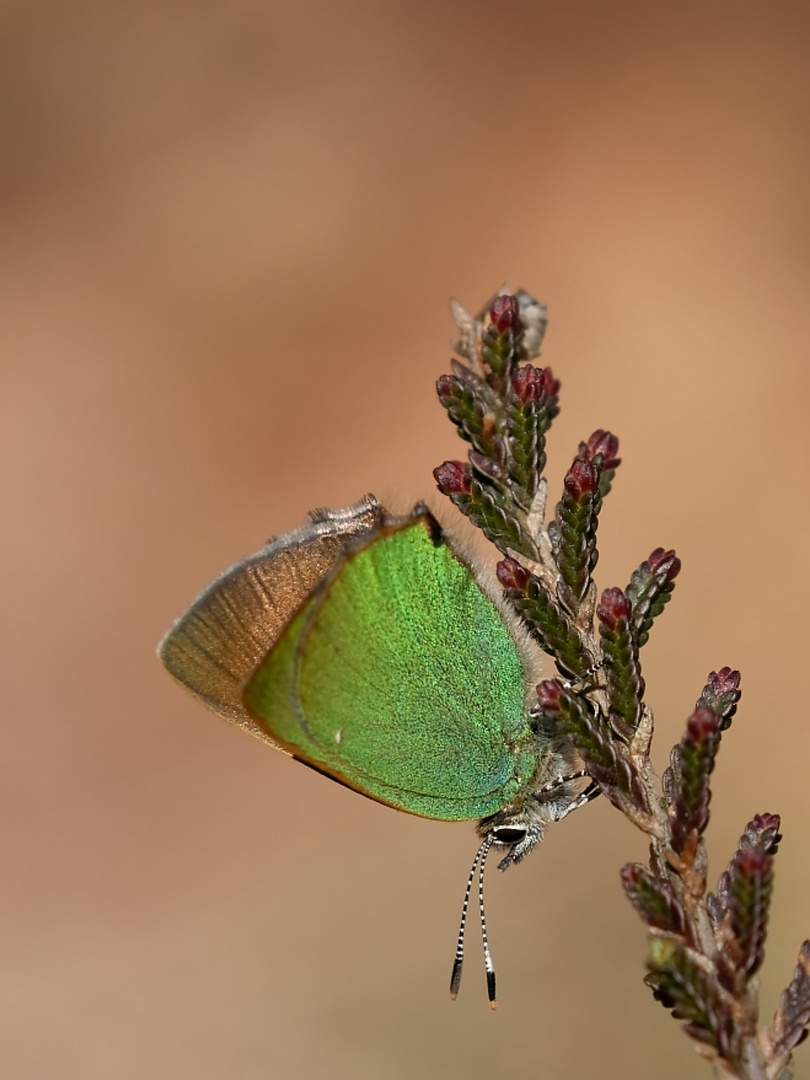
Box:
[762,942,810,1074]
[433,290,809,1080]
[621,864,694,944]
[597,586,645,739]
[435,290,562,561]
[626,546,681,648]
[496,556,592,678]
[550,456,602,610]
[536,678,646,811]
[665,704,722,860]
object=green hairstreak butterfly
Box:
[158,494,593,1006]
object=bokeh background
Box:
[3,2,810,1078]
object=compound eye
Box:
[491,825,527,846]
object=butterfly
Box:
[158,494,594,1006]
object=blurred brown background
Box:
[2,1,810,1077]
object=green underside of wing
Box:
[244,518,536,821]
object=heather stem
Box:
[435,290,806,1080]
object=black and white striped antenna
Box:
[449,832,498,1010]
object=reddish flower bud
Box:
[620,863,641,888]
[745,813,782,855]
[489,295,521,334]
[581,429,621,469]
[536,679,564,711]
[496,557,531,592]
[597,586,631,629]
[648,547,681,581]
[707,666,741,695]
[436,373,457,398]
[752,812,780,835]
[564,458,598,500]
[433,460,471,494]
[511,364,545,404]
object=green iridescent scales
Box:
[244,515,538,820]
